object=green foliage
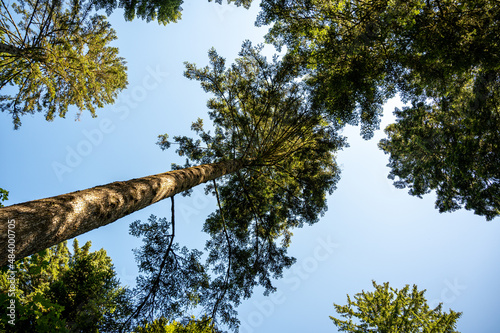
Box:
[92,0,183,24]
[0,188,8,207]
[133,316,218,333]
[257,0,398,138]
[0,239,132,332]
[331,281,462,332]
[379,71,500,220]
[1,242,70,332]
[134,41,344,331]
[258,0,500,218]
[258,0,500,137]
[92,0,254,25]
[0,0,128,129]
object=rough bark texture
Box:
[0,42,22,56]
[0,159,246,266]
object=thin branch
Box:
[22,0,41,48]
[121,196,176,332]
[211,179,232,321]
[235,170,267,266]
[0,0,22,39]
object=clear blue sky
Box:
[1,1,500,332]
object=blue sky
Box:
[1,1,500,332]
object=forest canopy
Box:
[258,0,500,219]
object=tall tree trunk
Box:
[0,159,246,266]
[0,42,22,56]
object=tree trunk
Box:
[0,42,22,56]
[0,159,246,266]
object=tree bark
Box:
[0,159,246,266]
[0,42,22,56]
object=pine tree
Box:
[0,0,127,129]
[0,239,132,332]
[0,42,344,283]
[331,281,462,332]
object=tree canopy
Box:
[379,79,500,220]
[0,239,132,332]
[0,41,344,330]
[92,0,254,25]
[0,0,127,129]
[257,0,500,219]
[132,41,345,331]
[330,281,462,332]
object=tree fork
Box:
[0,159,246,266]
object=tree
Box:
[0,159,246,266]
[123,42,343,332]
[0,0,128,129]
[138,42,342,330]
[1,241,69,332]
[375,1,500,220]
[49,239,133,332]
[330,281,462,332]
[92,0,254,25]
[0,44,344,312]
[257,0,500,219]
[379,75,500,220]
[0,239,132,332]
